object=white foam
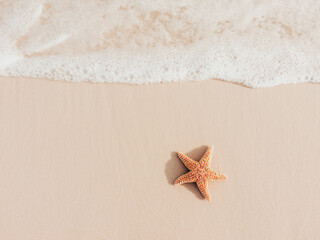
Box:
[0,0,319,87]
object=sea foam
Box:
[0,0,319,87]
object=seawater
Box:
[0,0,319,87]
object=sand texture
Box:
[0,77,320,239]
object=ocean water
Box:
[0,0,319,87]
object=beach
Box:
[1,76,319,239]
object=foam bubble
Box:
[0,0,319,87]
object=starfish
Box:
[174,146,226,201]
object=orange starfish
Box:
[174,146,226,201]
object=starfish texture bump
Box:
[174,146,226,201]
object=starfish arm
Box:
[209,170,227,181]
[199,145,213,167]
[215,174,227,180]
[196,179,211,201]
[174,171,197,185]
[177,152,199,170]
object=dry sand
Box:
[0,77,319,239]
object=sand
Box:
[0,77,319,239]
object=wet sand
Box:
[0,77,319,239]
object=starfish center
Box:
[195,166,209,177]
